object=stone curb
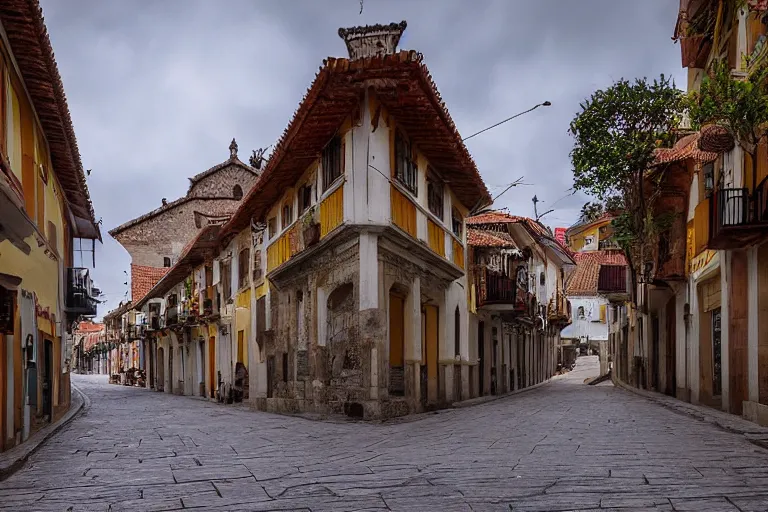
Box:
[613,377,768,451]
[450,378,552,409]
[0,381,88,481]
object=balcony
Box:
[165,306,179,327]
[477,268,532,314]
[597,264,629,301]
[65,268,99,317]
[709,178,768,249]
[547,291,571,326]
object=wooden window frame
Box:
[267,217,277,239]
[322,136,342,192]
[427,169,443,220]
[238,247,250,290]
[281,203,292,230]
[298,183,312,214]
[394,129,417,195]
[451,208,463,238]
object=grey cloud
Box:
[40,0,683,316]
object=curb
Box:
[613,378,768,451]
[451,378,552,409]
[0,382,88,481]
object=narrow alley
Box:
[2,357,767,511]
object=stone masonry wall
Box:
[114,198,241,267]
[188,165,259,198]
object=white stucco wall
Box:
[561,296,609,341]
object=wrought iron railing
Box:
[711,178,768,240]
[66,268,98,317]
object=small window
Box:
[451,209,463,238]
[282,203,293,229]
[221,260,232,301]
[394,130,417,195]
[163,257,171,268]
[233,184,243,200]
[267,217,277,239]
[47,221,57,254]
[577,306,585,319]
[322,136,342,191]
[299,183,312,214]
[238,248,250,290]
[540,272,546,286]
[427,170,443,220]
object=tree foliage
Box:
[569,75,684,291]
[687,59,768,155]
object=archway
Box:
[157,347,165,392]
[327,283,355,378]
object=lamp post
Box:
[462,101,552,142]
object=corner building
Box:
[222,22,491,419]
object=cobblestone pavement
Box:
[2,357,768,512]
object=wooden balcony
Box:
[267,185,344,273]
[547,291,571,326]
[476,267,532,314]
[708,177,768,249]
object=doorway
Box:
[157,347,165,392]
[43,339,53,422]
[712,307,722,397]
[388,288,406,396]
[168,347,174,394]
[423,305,439,403]
[665,299,677,396]
[208,336,216,398]
[651,314,660,391]
[478,321,485,395]
[149,341,155,389]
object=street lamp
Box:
[462,101,552,142]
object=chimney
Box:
[338,21,407,60]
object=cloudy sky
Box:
[40,0,685,318]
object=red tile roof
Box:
[653,132,717,165]
[467,212,524,225]
[566,250,627,296]
[0,1,99,239]
[224,50,491,236]
[131,265,170,303]
[467,228,518,248]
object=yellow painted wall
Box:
[235,305,250,367]
[568,218,611,252]
[319,186,343,237]
[427,220,445,257]
[390,185,416,237]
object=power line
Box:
[462,101,551,142]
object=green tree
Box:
[569,75,684,295]
[687,59,768,192]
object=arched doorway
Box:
[388,285,407,396]
[157,347,165,392]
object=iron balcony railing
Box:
[66,268,99,317]
[711,176,768,240]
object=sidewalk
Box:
[615,378,768,450]
[0,383,88,481]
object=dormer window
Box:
[427,169,443,220]
[233,184,243,200]
[394,130,417,195]
[322,136,342,192]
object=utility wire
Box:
[462,101,551,142]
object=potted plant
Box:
[302,206,320,247]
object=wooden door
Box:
[208,336,215,398]
[665,299,676,397]
[424,305,439,403]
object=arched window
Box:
[233,184,243,200]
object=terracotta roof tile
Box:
[566,250,627,296]
[0,1,99,238]
[467,228,518,248]
[131,265,170,303]
[653,132,718,165]
[224,50,491,235]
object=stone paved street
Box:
[2,357,768,512]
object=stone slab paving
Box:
[1,357,767,511]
